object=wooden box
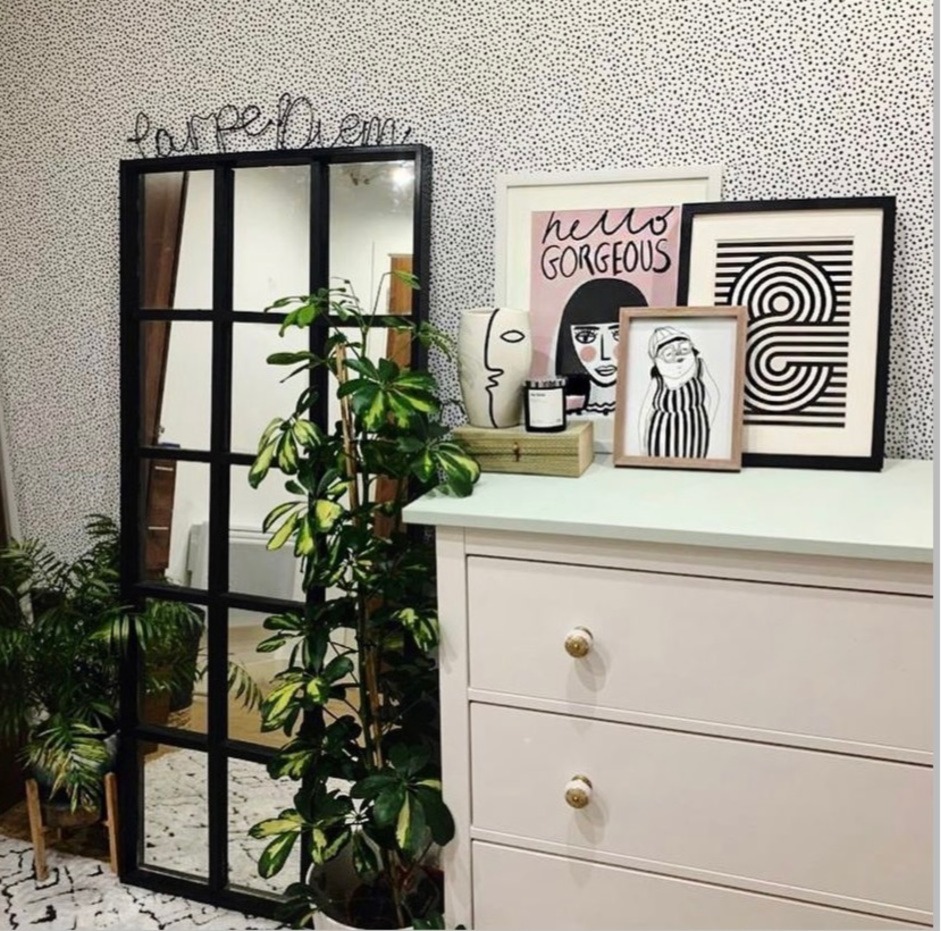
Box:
[453,421,593,478]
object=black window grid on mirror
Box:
[118,145,431,915]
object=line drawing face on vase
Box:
[555,278,648,417]
[638,325,720,458]
[458,307,532,428]
[483,308,531,427]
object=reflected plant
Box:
[248,274,478,929]
[0,515,262,811]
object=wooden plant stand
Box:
[24,772,119,881]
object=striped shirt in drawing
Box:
[645,357,711,458]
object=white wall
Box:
[0,0,931,555]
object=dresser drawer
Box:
[467,557,932,753]
[473,842,924,930]
[470,704,932,913]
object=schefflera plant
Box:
[248,276,479,930]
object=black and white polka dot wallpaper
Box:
[0,0,932,554]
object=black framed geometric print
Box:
[678,198,895,471]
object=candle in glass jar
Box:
[523,378,567,433]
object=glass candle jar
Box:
[523,378,567,433]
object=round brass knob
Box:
[564,775,593,809]
[564,627,593,658]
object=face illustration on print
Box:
[554,278,648,416]
[458,307,532,428]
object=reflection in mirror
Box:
[329,161,415,314]
[141,321,212,449]
[231,322,309,455]
[227,465,304,600]
[141,745,208,877]
[233,166,311,311]
[139,600,208,736]
[140,459,210,588]
[228,758,300,893]
[227,609,283,749]
[140,170,213,311]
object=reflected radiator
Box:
[186,522,302,605]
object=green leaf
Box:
[313,499,342,531]
[310,826,351,866]
[277,433,299,474]
[322,655,353,683]
[434,442,481,497]
[351,830,379,879]
[373,785,406,827]
[256,634,286,653]
[389,743,430,778]
[305,677,330,703]
[413,786,455,845]
[395,792,426,855]
[258,831,298,878]
[268,744,316,780]
[350,773,398,800]
[248,441,278,488]
[292,418,323,448]
[294,515,315,557]
[268,351,316,365]
[261,679,301,726]
[267,512,298,551]
[249,812,304,838]
[262,500,300,533]
[395,607,439,651]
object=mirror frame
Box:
[117,144,432,915]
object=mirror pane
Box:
[140,458,210,588]
[233,166,311,312]
[329,161,415,314]
[140,170,213,311]
[227,608,284,749]
[141,320,212,449]
[141,745,208,878]
[231,322,309,455]
[228,757,300,893]
[139,600,208,736]
[229,465,305,601]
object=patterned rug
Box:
[0,750,299,930]
[0,834,283,930]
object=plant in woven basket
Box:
[248,275,479,929]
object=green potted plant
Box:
[0,515,126,817]
[0,515,261,814]
[248,276,479,929]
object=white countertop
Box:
[403,458,934,563]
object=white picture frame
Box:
[494,165,723,452]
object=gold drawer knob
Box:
[565,775,593,809]
[564,627,593,658]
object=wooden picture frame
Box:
[494,165,723,452]
[613,306,747,471]
[677,197,895,471]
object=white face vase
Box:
[458,307,532,428]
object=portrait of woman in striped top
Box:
[638,325,720,458]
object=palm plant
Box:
[0,515,126,810]
[248,275,479,929]
[0,515,262,811]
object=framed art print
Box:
[614,306,746,471]
[678,197,895,471]
[495,165,723,451]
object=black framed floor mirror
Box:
[118,144,432,915]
